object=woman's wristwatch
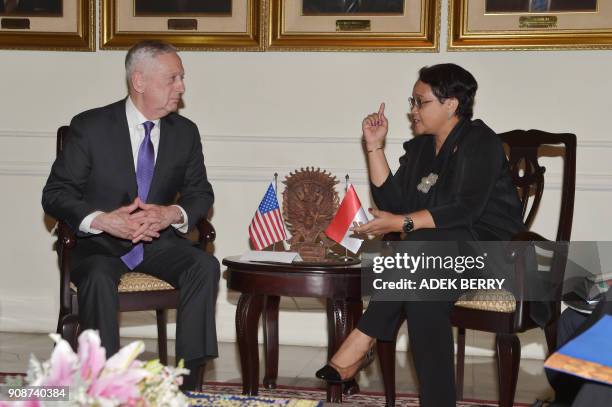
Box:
[402,216,414,233]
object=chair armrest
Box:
[57,221,76,313]
[196,218,216,250]
[504,231,549,264]
[507,230,568,327]
[58,221,77,249]
[510,231,568,261]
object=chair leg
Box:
[196,361,206,392]
[156,309,168,365]
[545,301,562,356]
[57,292,80,352]
[263,295,280,389]
[57,312,67,336]
[377,340,397,407]
[495,333,520,407]
[343,299,364,397]
[59,314,80,351]
[455,327,466,401]
[544,321,558,356]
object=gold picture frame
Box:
[449,0,612,50]
[0,0,94,51]
[101,0,263,50]
[266,0,439,51]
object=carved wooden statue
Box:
[282,167,339,261]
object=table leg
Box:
[236,293,264,395]
[262,295,280,389]
[343,298,364,396]
[325,298,363,403]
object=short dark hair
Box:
[418,63,478,120]
[125,40,177,78]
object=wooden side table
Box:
[223,256,363,403]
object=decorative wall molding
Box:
[2,130,612,149]
[1,130,611,190]
[0,130,399,146]
[0,130,52,139]
[1,160,610,192]
[0,161,53,177]
[205,134,386,145]
[206,165,370,184]
[576,140,612,149]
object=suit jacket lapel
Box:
[112,100,138,202]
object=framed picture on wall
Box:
[100,0,263,50]
[266,0,439,51]
[449,0,612,50]
[0,0,94,50]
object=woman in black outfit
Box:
[316,63,525,407]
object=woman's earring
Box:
[448,110,453,119]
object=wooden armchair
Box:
[377,129,576,407]
[54,125,217,366]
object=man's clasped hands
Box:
[91,198,183,243]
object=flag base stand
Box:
[336,254,359,263]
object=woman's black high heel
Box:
[315,348,375,383]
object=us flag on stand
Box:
[249,182,287,250]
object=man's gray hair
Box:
[125,40,177,79]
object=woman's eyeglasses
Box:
[408,97,434,110]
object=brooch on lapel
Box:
[417,173,438,194]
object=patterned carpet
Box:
[189,390,322,406]
[1,374,529,406]
[193,382,527,406]
[0,372,24,381]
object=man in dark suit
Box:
[42,40,219,391]
[303,0,404,14]
[0,0,61,15]
[486,0,597,12]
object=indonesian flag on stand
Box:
[325,184,369,254]
[248,182,287,250]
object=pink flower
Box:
[87,339,150,402]
[41,338,78,387]
[77,330,106,381]
[88,368,149,403]
[104,339,145,372]
[22,330,188,406]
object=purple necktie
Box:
[121,121,155,270]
